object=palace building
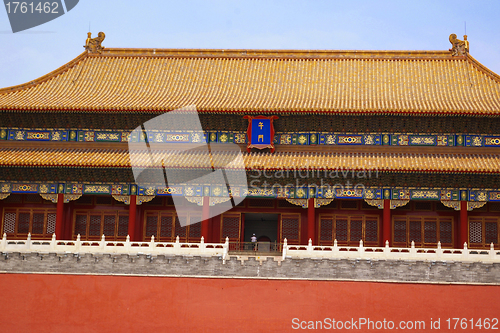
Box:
[0,32,499,251]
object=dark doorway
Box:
[243,213,279,243]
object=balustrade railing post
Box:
[76,234,81,252]
[436,241,442,259]
[174,236,180,251]
[409,241,416,259]
[490,243,495,261]
[200,236,206,253]
[282,238,288,260]
[125,235,131,254]
[383,240,390,258]
[26,233,31,251]
[333,239,339,256]
[149,235,155,252]
[99,235,106,251]
[358,240,364,258]
[222,237,229,263]
[462,242,468,260]
[307,238,313,255]
[0,233,6,251]
[50,234,57,251]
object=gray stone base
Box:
[1,252,499,284]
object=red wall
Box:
[0,274,499,333]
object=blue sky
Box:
[1,0,499,88]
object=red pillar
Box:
[307,198,315,245]
[383,199,391,246]
[128,195,137,241]
[201,196,210,242]
[459,200,468,247]
[55,193,65,240]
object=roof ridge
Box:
[96,47,454,59]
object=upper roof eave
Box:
[1,46,500,116]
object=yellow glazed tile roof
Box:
[1,148,499,173]
[1,48,500,115]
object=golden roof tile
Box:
[0,147,499,173]
[0,48,500,115]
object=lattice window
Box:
[335,218,348,242]
[394,219,407,243]
[409,220,422,243]
[160,215,173,240]
[439,221,452,244]
[320,218,333,242]
[222,215,240,239]
[485,220,498,244]
[32,213,45,234]
[88,215,101,236]
[282,215,299,241]
[365,219,378,242]
[350,218,363,242]
[424,220,437,244]
[117,215,128,237]
[174,216,187,238]
[145,215,158,238]
[189,221,201,239]
[46,213,56,234]
[17,213,30,234]
[3,212,16,233]
[248,199,274,208]
[74,215,87,236]
[102,215,116,236]
[469,220,482,243]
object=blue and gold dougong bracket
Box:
[243,115,278,153]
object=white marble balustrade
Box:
[282,239,500,263]
[0,233,229,261]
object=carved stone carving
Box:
[390,200,410,209]
[441,200,460,210]
[467,201,486,211]
[64,194,82,203]
[449,34,468,56]
[286,198,308,208]
[314,199,334,208]
[364,199,384,209]
[0,193,11,200]
[40,193,58,203]
[84,32,105,54]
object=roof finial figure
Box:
[449,33,468,56]
[84,32,105,54]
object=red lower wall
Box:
[0,274,499,333]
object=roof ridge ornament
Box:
[449,33,469,56]
[84,32,105,54]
